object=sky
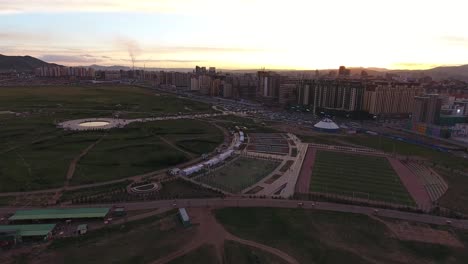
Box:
[1,0,468,70]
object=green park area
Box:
[197,157,280,193]
[310,151,414,206]
[339,135,468,171]
[215,207,468,264]
[0,86,222,192]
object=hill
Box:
[0,54,61,73]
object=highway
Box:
[1,198,467,230]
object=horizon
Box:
[1,0,468,70]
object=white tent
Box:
[314,118,340,132]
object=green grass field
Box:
[436,168,468,215]
[197,157,280,193]
[73,178,223,204]
[310,151,415,206]
[0,85,213,117]
[0,86,222,192]
[339,135,468,171]
[215,207,468,264]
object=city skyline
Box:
[1,0,468,70]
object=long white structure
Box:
[181,164,204,176]
[239,131,245,142]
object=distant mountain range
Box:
[0,54,61,73]
[1,54,467,81]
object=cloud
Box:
[0,32,50,42]
[391,62,441,70]
[39,54,103,64]
[156,46,263,53]
[122,59,205,63]
[440,36,468,46]
[0,0,214,14]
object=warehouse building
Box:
[0,224,56,246]
[9,208,110,222]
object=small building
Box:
[178,208,191,227]
[76,224,87,235]
[0,224,56,245]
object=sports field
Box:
[197,157,280,193]
[310,151,415,206]
[0,86,221,191]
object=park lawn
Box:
[339,135,468,171]
[197,157,280,193]
[0,196,14,206]
[297,134,349,146]
[60,180,131,202]
[176,139,222,155]
[75,178,223,204]
[0,133,102,192]
[310,151,414,206]
[0,85,213,116]
[73,120,221,185]
[215,208,468,264]
[436,168,468,215]
[73,140,188,184]
[224,241,288,264]
[168,244,218,264]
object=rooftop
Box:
[9,208,110,221]
[0,224,56,237]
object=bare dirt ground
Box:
[384,220,464,248]
[295,147,316,194]
[151,208,299,264]
[387,157,432,210]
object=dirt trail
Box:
[151,208,299,264]
[49,136,105,204]
[65,136,105,184]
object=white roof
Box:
[314,118,340,130]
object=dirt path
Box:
[49,136,105,204]
[65,136,105,185]
[151,208,299,264]
[158,136,195,159]
[387,157,432,211]
[295,147,316,194]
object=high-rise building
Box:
[257,71,281,102]
[297,79,365,112]
[210,78,222,96]
[412,94,442,125]
[198,75,212,95]
[279,83,297,106]
[222,82,233,98]
[363,82,423,116]
[190,77,199,91]
[208,67,216,75]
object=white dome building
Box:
[314,118,340,133]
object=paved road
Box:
[2,198,467,230]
